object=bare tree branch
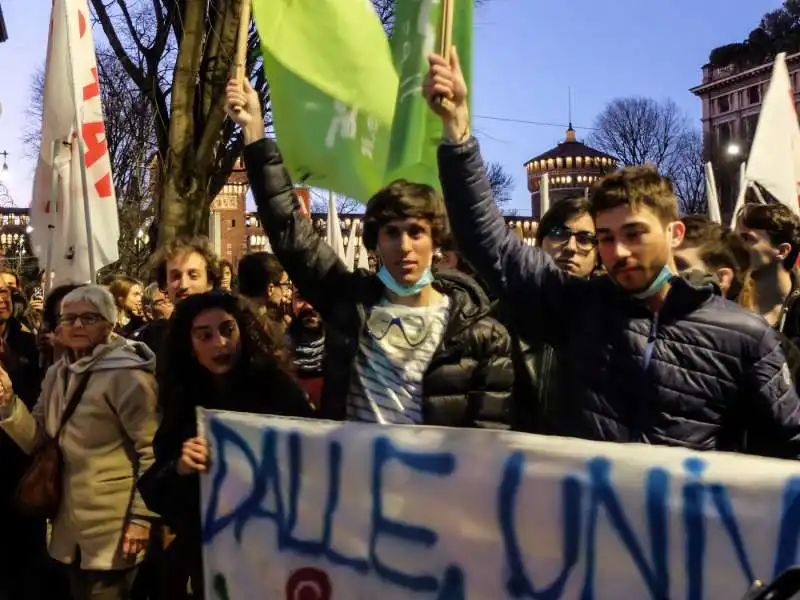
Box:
[589,96,705,215]
[484,161,514,209]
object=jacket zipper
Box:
[631,312,660,444]
[642,312,660,371]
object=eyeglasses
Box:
[59,313,105,326]
[366,309,433,347]
[545,226,598,252]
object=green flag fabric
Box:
[252,0,473,202]
[252,0,398,201]
[385,0,473,189]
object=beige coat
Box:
[0,337,159,570]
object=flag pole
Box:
[434,0,454,108]
[234,0,251,84]
[232,0,251,113]
[43,140,59,295]
[440,0,454,62]
[63,5,97,283]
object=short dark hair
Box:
[219,259,234,275]
[737,203,800,270]
[590,166,678,225]
[362,179,450,252]
[680,215,751,297]
[535,196,592,246]
[237,252,285,298]
[152,236,221,289]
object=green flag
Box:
[253,0,473,202]
[385,0,473,189]
[252,0,398,201]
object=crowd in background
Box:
[0,64,800,600]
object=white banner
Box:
[200,410,800,600]
[30,0,119,285]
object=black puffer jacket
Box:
[439,137,800,457]
[244,138,513,428]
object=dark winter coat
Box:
[0,318,46,597]
[438,137,800,458]
[138,363,314,598]
[243,138,514,428]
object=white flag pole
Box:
[729,161,748,229]
[43,140,60,295]
[63,4,97,283]
[704,162,722,224]
[540,173,551,216]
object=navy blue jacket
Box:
[438,137,800,458]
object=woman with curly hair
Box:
[138,291,314,598]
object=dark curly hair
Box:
[159,291,292,414]
[362,179,450,252]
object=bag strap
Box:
[56,373,92,436]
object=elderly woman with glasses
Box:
[0,285,159,600]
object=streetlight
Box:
[727,143,741,157]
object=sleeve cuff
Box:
[0,396,17,420]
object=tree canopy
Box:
[709,0,800,68]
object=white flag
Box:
[744,52,800,217]
[30,0,119,286]
[325,190,346,262]
[356,238,370,270]
[343,219,359,272]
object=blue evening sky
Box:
[0,0,782,214]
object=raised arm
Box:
[424,49,585,345]
[226,79,357,318]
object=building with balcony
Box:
[524,126,617,219]
[690,52,800,155]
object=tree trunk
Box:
[157,0,243,246]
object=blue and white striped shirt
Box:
[346,297,450,424]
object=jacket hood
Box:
[433,269,493,332]
[67,335,156,375]
[678,269,723,296]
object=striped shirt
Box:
[346,297,450,424]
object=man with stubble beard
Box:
[288,296,326,409]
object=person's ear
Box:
[669,221,686,250]
[776,242,792,263]
[715,267,734,295]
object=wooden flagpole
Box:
[436,0,455,108]
[233,0,251,111]
[440,0,454,62]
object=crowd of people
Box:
[0,53,799,600]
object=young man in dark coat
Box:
[224,79,513,429]
[424,48,800,457]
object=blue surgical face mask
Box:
[377,265,435,297]
[631,264,674,300]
